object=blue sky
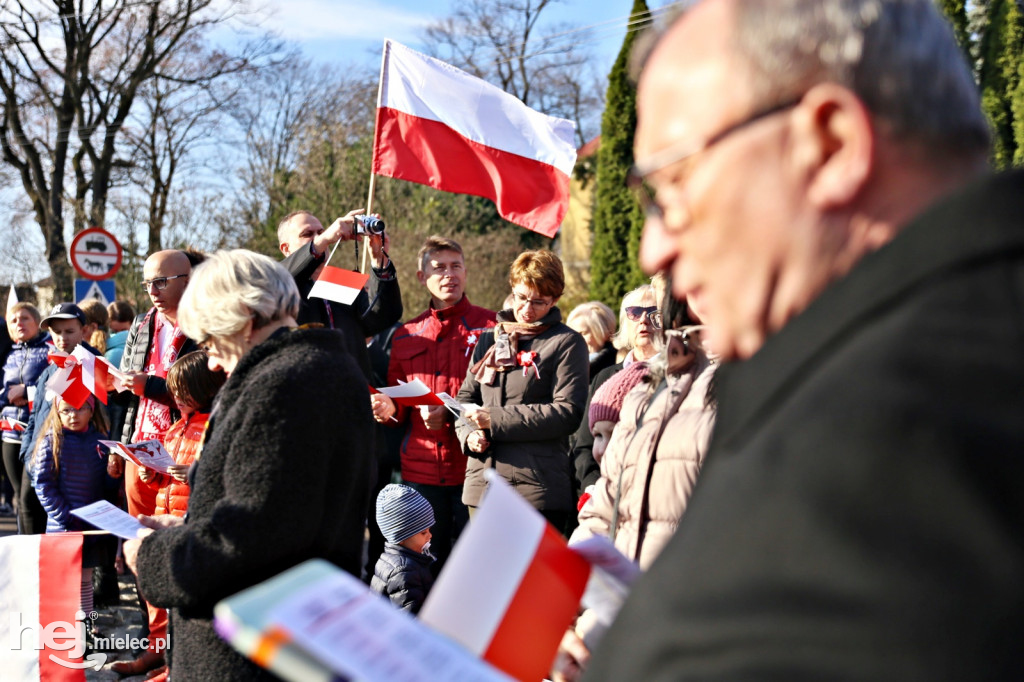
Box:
[248,0,651,81]
[0,1,665,285]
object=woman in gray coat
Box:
[457,250,589,532]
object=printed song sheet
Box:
[71,500,149,540]
[269,569,511,682]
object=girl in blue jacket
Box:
[33,394,114,614]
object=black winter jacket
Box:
[370,542,435,614]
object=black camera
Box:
[353,214,386,236]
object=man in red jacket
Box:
[371,236,495,572]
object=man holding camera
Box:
[278,209,403,380]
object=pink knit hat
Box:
[589,362,650,431]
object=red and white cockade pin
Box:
[465,332,479,357]
[517,350,540,379]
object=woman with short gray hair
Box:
[124,249,375,680]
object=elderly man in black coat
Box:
[578,1,1024,680]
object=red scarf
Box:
[132,311,187,443]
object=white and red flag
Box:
[71,347,110,405]
[420,470,590,681]
[0,533,100,678]
[308,265,370,306]
[372,40,577,238]
[0,418,27,432]
[44,353,91,410]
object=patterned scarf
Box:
[470,316,551,385]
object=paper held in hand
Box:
[101,439,177,474]
[378,378,445,406]
[71,500,148,540]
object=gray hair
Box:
[613,284,663,352]
[178,249,300,342]
[639,0,990,157]
[566,301,618,347]
[276,210,315,247]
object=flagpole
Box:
[361,39,390,275]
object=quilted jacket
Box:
[153,411,209,517]
[387,296,495,486]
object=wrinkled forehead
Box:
[286,214,323,240]
[635,0,753,156]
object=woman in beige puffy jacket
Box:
[570,324,717,569]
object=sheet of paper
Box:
[100,438,177,473]
[379,379,444,406]
[435,392,478,429]
[269,569,511,682]
[71,500,148,540]
[379,378,432,399]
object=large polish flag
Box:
[373,40,577,238]
[0,533,90,680]
[420,470,590,681]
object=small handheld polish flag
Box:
[419,471,590,681]
[308,266,370,306]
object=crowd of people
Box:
[1,0,1022,678]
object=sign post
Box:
[69,227,122,307]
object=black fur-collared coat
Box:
[137,327,375,680]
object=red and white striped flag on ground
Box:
[372,40,577,238]
[308,265,370,306]
[420,470,590,681]
[0,533,94,679]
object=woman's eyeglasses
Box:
[625,306,662,329]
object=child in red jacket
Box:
[129,351,224,679]
[139,351,225,516]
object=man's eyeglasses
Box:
[141,274,188,292]
[625,305,662,329]
[512,291,554,308]
[627,99,801,220]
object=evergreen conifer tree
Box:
[589,0,650,308]
[977,0,1024,169]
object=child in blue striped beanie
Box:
[370,483,436,613]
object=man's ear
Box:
[789,83,874,210]
[416,269,427,287]
[279,242,291,257]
